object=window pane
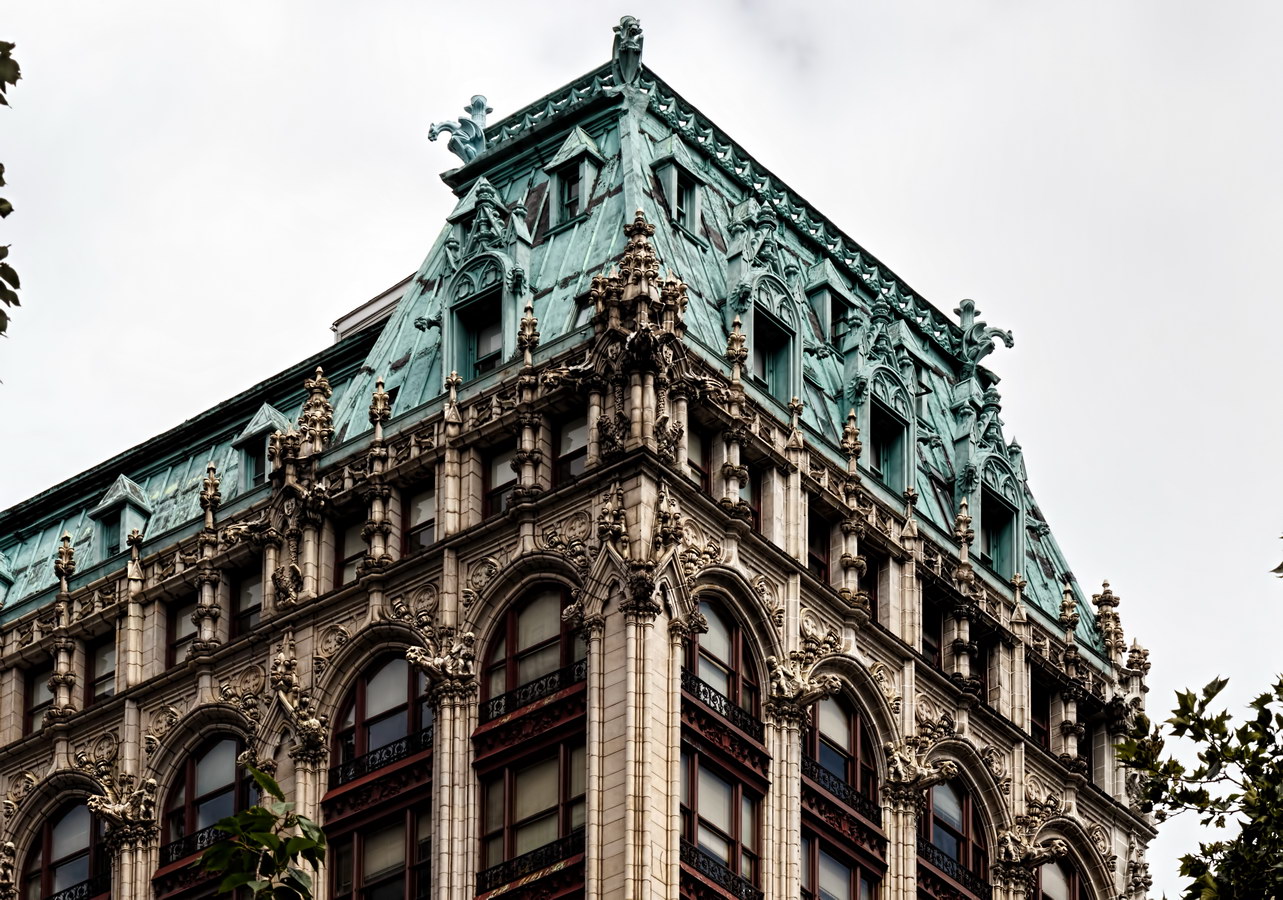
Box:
[933,782,964,831]
[1042,860,1071,900]
[932,824,959,861]
[680,752,690,807]
[238,573,263,612]
[364,821,406,881]
[569,745,586,797]
[819,742,848,780]
[800,836,812,891]
[569,797,586,831]
[408,487,436,526]
[367,711,409,751]
[342,522,365,557]
[517,644,561,686]
[477,320,503,358]
[29,668,53,709]
[366,658,409,718]
[697,824,730,864]
[818,699,851,751]
[517,591,561,651]
[416,810,432,860]
[740,794,756,849]
[334,841,354,894]
[196,740,236,797]
[558,416,588,455]
[93,641,116,681]
[697,767,733,834]
[197,790,234,829]
[514,757,558,821]
[51,805,90,859]
[697,656,730,697]
[699,603,732,662]
[489,448,516,486]
[819,849,852,900]
[174,601,198,641]
[52,856,88,893]
[515,812,557,856]
[483,775,504,833]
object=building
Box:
[0,16,1156,900]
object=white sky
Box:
[3,2,1281,894]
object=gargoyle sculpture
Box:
[429,95,492,164]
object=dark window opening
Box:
[458,292,503,379]
[807,501,832,582]
[25,663,53,734]
[246,436,269,488]
[333,656,433,778]
[483,446,517,518]
[337,521,365,586]
[168,596,198,667]
[675,172,698,231]
[869,401,905,489]
[801,833,879,900]
[331,807,432,900]
[1030,676,1052,751]
[557,167,581,221]
[680,749,760,887]
[805,696,878,802]
[979,489,1016,577]
[22,802,109,900]
[921,593,945,670]
[739,466,763,533]
[480,741,586,870]
[687,428,714,494]
[554,414,589,486]
[88,637,116,705]
[750,310,790,398]
[1037,858,1091,900]
[100,510,122,558]
[863,551,886,624]
[921,780,989,881]
[684,600,760,718]
[404,482,437,554]
[164,738,249,855]
[232,569,263,637]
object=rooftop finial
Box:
[369,377,392,441]
[612,16,644,86]
[429,95,492,164]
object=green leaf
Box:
[0,198,13,217]
[248,764,287,801]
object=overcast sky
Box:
[4,2,1281,893]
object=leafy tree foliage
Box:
[1118,676,1283,900]
[197,766,326,899]
[0,41,19,335]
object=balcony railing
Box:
[917,835,993,900]
[160,822,225,866]
[479,658,588,724]
[475,827,585,893]
[801,754,883,825]
[679,838,763,900]
[46,872,111,900]
[329,722,435,788]
[681,669,765,742]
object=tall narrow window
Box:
[480,742,586,871]
[87,636,116,704]
[675,171,698,231]
[100,510,122,558]
[921,780,988,881]
[404,482,437,554]
[750,310,790,397]
[557,167,581,221]
[458,291,503,379]
[245,435,270,489]
[863,551,886,624]
[869,402,905,489]
[807,500,832,582]
[338,521,365,585]
[687,428,714,494]
[162,737,249,865]
[168,596,198,667]
[680,750,760,887]
[979,489,1015,577]
[25,663,53,734]
[738,466,763,533]
[232,569,262,637]
[553,414,589,485]
[801,833,879,900]
[921,593,945,670]
[685,600,759,718]
[1078,721,1097,783]
[22,802,109,900]
[483,446,517,518]
[1030,675,1052,751]
[331,656,433,787]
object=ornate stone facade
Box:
[0,16,1154,900]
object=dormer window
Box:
[458,290,504,379]
[652,136,705,237]
[557,166,581,221]
[868,401,906,489]
[100,510,122,558]
[544,127,603,230]
[750,309,791,398]
[245,435,269,488]
[234,403,291,492]
[978,488,1015,577]
[675,170,698,232]
[89,474,152,561]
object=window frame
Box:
[807,499,833,582]
[1030,674,1053,751]
[978,488,1016,577]
[1036,856,1090,900]
[163,736,250,853]
[552,414,589,487]
[687,427,714,494]
[482,587,585,703]
[329,806,432,900]
[336,519,366,587]
[456,289,504,380]
[749,307,791,398]
[332,655,434,775]
[868,400,906,489]
[167,595,199,668]
[479,740,586,871]
[86,634,116,706]
[21,801,110,900]
[684,599,760,718]
[482,445,517,519]
[921,592,945,670]
[804,695,878,802]
[800,831,880,900]
[25,661,54,735]
[231,568,263,638]
[921,780,989,882]
[679,748,761,887]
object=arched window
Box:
[685,599,759,716]
[22,801,109,900]
[1038,858,1090,900]
[920,780,989,884]
[482,587,586,717]
[803,696,879,820]
[161,737,250,865]
[331,657,434,786]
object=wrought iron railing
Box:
[917,835,992,900]
[479,658,588,724]
[160,822,225,866]
[679,838,763,900]
[801,754,883,825]
[46,872,111,900]
[329,722,435,788]
[680,669,765,742]
[475,827,585,892]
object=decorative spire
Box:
[428,95,492,164]
[54,532,76,593]
[517,297,540,367]
[725,316,747,380]
[369,377,392,441]
[611,15,644,86]
[299,366,334,454]
[199,462,221,530]
[1059,584,1079,633]
[954,497,974,554]
[444,370,463,426]
[787,396,804,431]
[840,409,862,471]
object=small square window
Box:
[232,570,263,637]
[405,483,437,554]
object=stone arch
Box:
[307,619,424,729]
[923,736,1014,843]
[808,655,902,781]
[1035,816,1117,900]
[464,549,588,654]
[144,701,259,809]
[751,272,793,321]
[4,768,104,853]
[447,252,510,305]
[869,365,913,420]
[981,453,1021,505]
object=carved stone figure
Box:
[611,16,643,86]
[429,95,492,164]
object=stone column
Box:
[619,572,662,900]
[569,603,606,898]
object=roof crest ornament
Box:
[955,299,1014,380]
[298,366,334,456]
[611,16,644,87]
[54,532,76,594]
[428,95,492,164]
[369,377,392,441]
[199,462,221,530]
